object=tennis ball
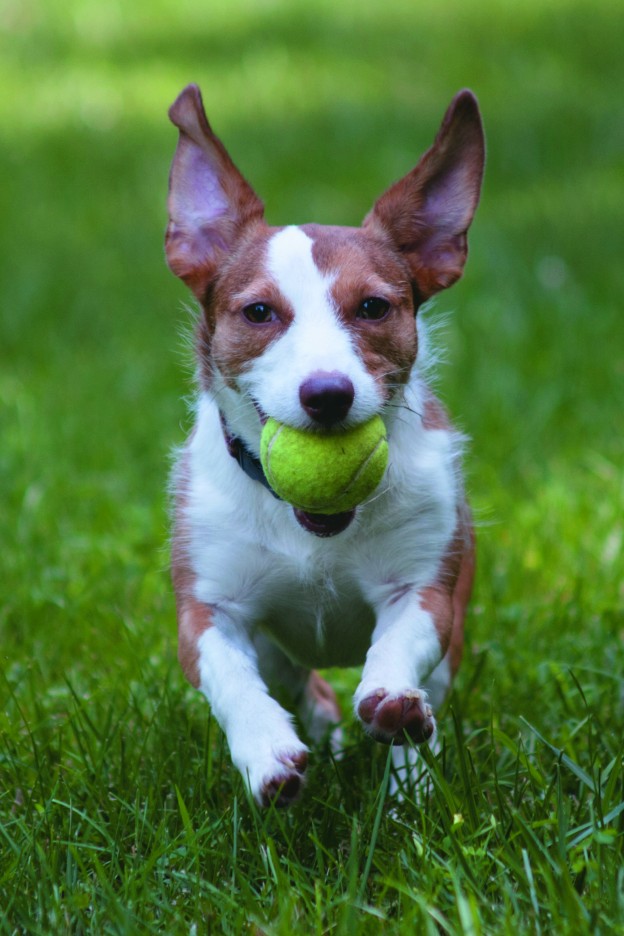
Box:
[260,415,388,514]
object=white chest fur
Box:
[180,372,462,669]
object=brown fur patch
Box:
[305,671,342,723]
[419,507,475,675]
[420,392,474,675]
[422,391,452,431]
[196,224,293,389]
[177,598,214,689]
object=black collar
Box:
[221,418,280,499]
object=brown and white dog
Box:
[165,85,484,806]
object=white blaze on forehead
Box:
[266,226,334,315]
[264,226,356,376]
[242,225,382,426]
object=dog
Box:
[165,84,484,806]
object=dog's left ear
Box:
[166,84,265,299]
[364,90,485,301]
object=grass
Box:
[1,0,623,931]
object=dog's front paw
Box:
[230,710,309,807]
[259,749,308,808]
[356,689,435,745]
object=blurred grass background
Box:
[1,0,623,932]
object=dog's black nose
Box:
[299,371,355,427]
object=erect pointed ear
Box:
[165,84,265,299]
[363,90,485,302]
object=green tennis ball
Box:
[260,415,388,514]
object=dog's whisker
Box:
[384,401,424,419]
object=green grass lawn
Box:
[1,0,623,932]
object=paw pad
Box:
[358,690,435,745]
[260,750,308,807]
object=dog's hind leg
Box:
[300,671,343,752]
[254,635,343,750]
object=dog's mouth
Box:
[293,508,355,537]
[252,399,269,425]
[254,400,358,536]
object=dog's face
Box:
[206,222,417,431]
[165,86,484,436]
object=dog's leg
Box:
[354,521,474,747]
[301,671,343,751]
[253,634,343,750]
[182,605,309,807]
[353,590,442,745]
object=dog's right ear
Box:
[165,85,265,299]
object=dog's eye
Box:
[356,297,391,321]
[242,303,278,324]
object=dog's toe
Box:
[357,689,435,745]
[260,750,308,807]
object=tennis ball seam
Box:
[335,435,387,504]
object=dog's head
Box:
[165,85,484,440]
